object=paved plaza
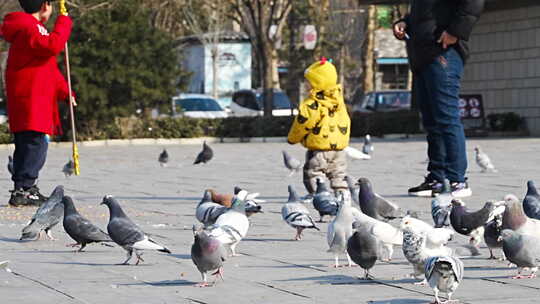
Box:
[0,137,539,304]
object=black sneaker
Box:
[408,177,441,197]
[25,185,48,205]
[450,181,472,198]
[8,189,42,207]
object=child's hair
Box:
[19,0,53,14]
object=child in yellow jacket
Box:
[287,58,351,197]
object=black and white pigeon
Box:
[312,179,338,222]
[206,190,249,256]
[191,224,227,287]
[500,229,540,279]
[281,185,319,240]
[194,141,213,165]
[345,176,360,208]
[62,196,113,252]
[484,213,504,260]
[196,190,228,226]
[431,179,453,228]
[523,180,540,220]
[7,155,13,175]
[347,221,378,279]
[233,186,264,217]
[362,134,374,155]
[158,149,169,167]
[474,146,497,173]
[62,159,75,177]
[282,151,302,176]
[449,199,505,248]
[424,256,464,304]
[101,195,171,265]
[357,177,403,222]
[20,185,65,241]
[327,193,354,267]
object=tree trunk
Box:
[211,44,219,99]
[271,48,280,89]
[362,5,376,93]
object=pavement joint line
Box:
[366,279,473,304]
[254,281,311,299]
[8,270,89,303]
[481,278,540,291]
[184,297,209,304]
[240,252,328,273]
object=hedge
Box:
[0,111,421,144]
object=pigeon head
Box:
[61,196,77,214]
[230,190,248,212]
[287,185,299,203]
[49,185,65,199]
[201,190,213,203]
[355,177,372,187]
[434,261,453,277]
[527,180,539,196]
[451,199,465,207]
[315,179,330,193]
[498,229,518,242]
[502,199,527,230]
[192,224,204,236]
[474,146,481,153]
[101,195,127,219]
[245,201,262,214]
[365,134,371,141]
[233,186,242,195]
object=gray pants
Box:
[303,150,348,194]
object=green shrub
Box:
[0,124,12,144]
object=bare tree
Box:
[226,0,293,116]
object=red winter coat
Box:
[2,13,72,135]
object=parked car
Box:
[0,108,6,124]
[171,94,228,119]
[230,89,297,117]
[352,90,411,113]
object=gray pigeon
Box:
[20,185,65,240]
[484,214,504,260]
[194,141,213,164]
[345,176,360,208]
[523,180,540,220]
[62,196,113,252]
[327,193,354,267]
[500,229,540,279]
[191,224,227,287]
[362,134,374,155]
[424,256,464,304]
[357,177,403,222]
[158,149,169,167]
[312,179,338,222]
[502,194,540,238]
[431,179,452,228]
[474,146,497,173]
[196,190,228,226]
[62,160,74,177]
[281,185,319,240]
[7,155,13,175]
[282,151,302,176]
[101,195,171,265]
[347,221,378,279]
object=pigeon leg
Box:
[45,230,57,241]
[37,230,43,240]
[77,243,87,252]
[212,267,224,281]
[512,268,525,279]
[294,227,304,241]
[364,269,372,280]
[488,248,496,259]
[135,252,145,265]
[66,243,80,248]
[120,250,133,265]
[230,243,240,257]
[332,255,340,268]
[195,273,210,287]
[527,267,538,279]
[346,253,355,267]
[317,215,326,223]
[431,287,441,304]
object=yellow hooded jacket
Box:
[287,85,351,151]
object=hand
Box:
[438,31,458,49]
[70,95,77,107]
[59,0,68,16]
[393,21,407,40]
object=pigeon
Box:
[401,216,454,282]
[208,189,233,208]
[357,177,403,222]
[62,159,75,177]
[62,196,113,252]
[194,141,213,164]
[158,149,169,167]
[191,224,227,287]
[101,195,171,265]
[343,146,371,160]
[347,221,378,279]
[281,185,319,240]
[431,179,453,228]
[362,134,374,155]
[282,150,302,175]
[424,256,464,304]
[312,179,338,222]
[449,199,505,247]
[345,176,360,208]
[474,146,497,173]
[523,180,540,220]
[196,190,228,226]
[7,155,13,175]
[502,194,540,238]
[20,185,65,240]
[327,193,354,267]
[500,229,540,279]
[484,213,504,260]
[208,188,264,217]
[206,190,249,256]
[351,210,403,261]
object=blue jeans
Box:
[12,131,48,190]
[414,48,467,183]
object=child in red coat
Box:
[2,0,73,206]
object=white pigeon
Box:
[344,146,371,160]
[425,256,464,304]
[401,216,453,283]
[474,146,497,173]
[281,185,319,240]
[207,190,249,256]
[327,192,355,267]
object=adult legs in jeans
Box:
[12,131,48,190]
[417,48,467,183]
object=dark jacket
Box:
[399,0,484,73]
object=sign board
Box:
[303,25,317,50]
[459,94,486,134]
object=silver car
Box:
[171,94,228,119]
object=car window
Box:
[175,98,223,112]
[376,92,411,109]
[365,94,376,109]
[255,92,291,110]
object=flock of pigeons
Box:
[3,137,530,304]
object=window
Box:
[175,98,223,112]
